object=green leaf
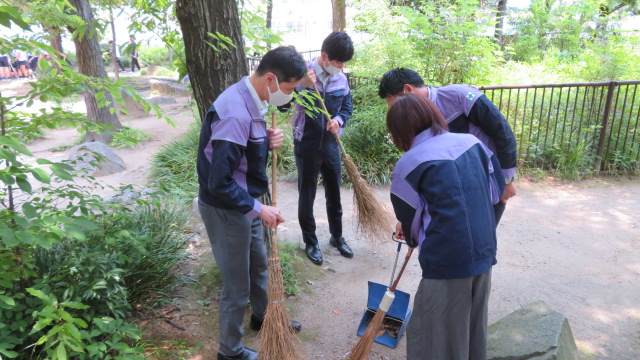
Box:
[51,163,74,180]
[55,343,67,360]
[0,136,33,156]
[31,318,53,333]
[31,168,51,183]
[21,202,37,218]
[0,294,15,306]
[15,175,32,193]
[60,301,89,310]
[26,288,48,301]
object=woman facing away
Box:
[387,94,504,360]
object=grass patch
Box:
[111,126,152,148]
[279,242,304,296]
[150,122,200,201]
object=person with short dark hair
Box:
[129,35,140,72]
[388,94,503,360]
[196,45,306,360]
[287,31,355,265]
[108,40,126,72]
[379,68,516,224]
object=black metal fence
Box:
[479,81,640,172]
[246,49,321,73]
[346,74,640,173]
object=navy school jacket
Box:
[390,129,505,279]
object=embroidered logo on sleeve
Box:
[466,92,475,100]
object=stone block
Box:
[68,142,126,177]
[488,301,578,360]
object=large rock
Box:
[68,142,126,176]
[148,96,177,105]
[150,79,191,97]
[488,301,578,360]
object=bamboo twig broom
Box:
[348,246,414,360]
[311,83,392,241]
[259,113,304,360]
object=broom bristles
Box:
[348,309,387,360]
[342,151,393,241]
[259,257,304,360]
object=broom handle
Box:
[311,82,347,153]
[270,113,279,252]
[389,247,414,292]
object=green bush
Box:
[139,46,171,67]
[0,177,190,358]
[150,122,200,201]
[343,79,400,185]
[110,127,151,148]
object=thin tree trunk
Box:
[331,0,346,32]
[67,0,122,143]
[176,0,248,121]
[47,27,64,54]
[110,8,119,80]
[266,0,273,29]
[495,0,508,47]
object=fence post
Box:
[595,81,616,172]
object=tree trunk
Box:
[176,0,248,121]
[495,0,508,47]
[67,0,122,143]
[331,0,346,32]
[266,0,273,30]
[109,8,119,80]
[45,26,64,54]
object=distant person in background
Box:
[108,40,126,72]
[14,50,30,78]
[129,35,141,72]
[0,53,10,80]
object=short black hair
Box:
[256,46,307,82]
[378,68,426,99]
[321,31,354,63]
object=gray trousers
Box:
[407,270,492,360]
[198,200,269,356]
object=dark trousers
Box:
[294,140,343,246]
[493,201,506,225]
[116,58,125,71]
[131,57,140,71]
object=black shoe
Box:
[250,314,302,333]
[330,236,354,258]
[217,347,258,360]
[305,244,323,265]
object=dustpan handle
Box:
[390,247,414,292]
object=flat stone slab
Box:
[150,79,191,97]
[488,301,578,360]
[68,142,126,177]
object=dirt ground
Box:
[6,74,639,359]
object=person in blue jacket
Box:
[388,94,504,360]
[196,46,305,360]
[379,68,516,224]
[290,31,354,265]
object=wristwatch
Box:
[505,177,515,184]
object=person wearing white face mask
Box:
[281,31,355,266]
[196,46,307,360]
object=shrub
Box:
[139,46,171,67]
[110,127,151,148]
[343,78,400,185]
[150,122,200,201]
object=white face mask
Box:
[324,60,342,77]
[267,76,293,106]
